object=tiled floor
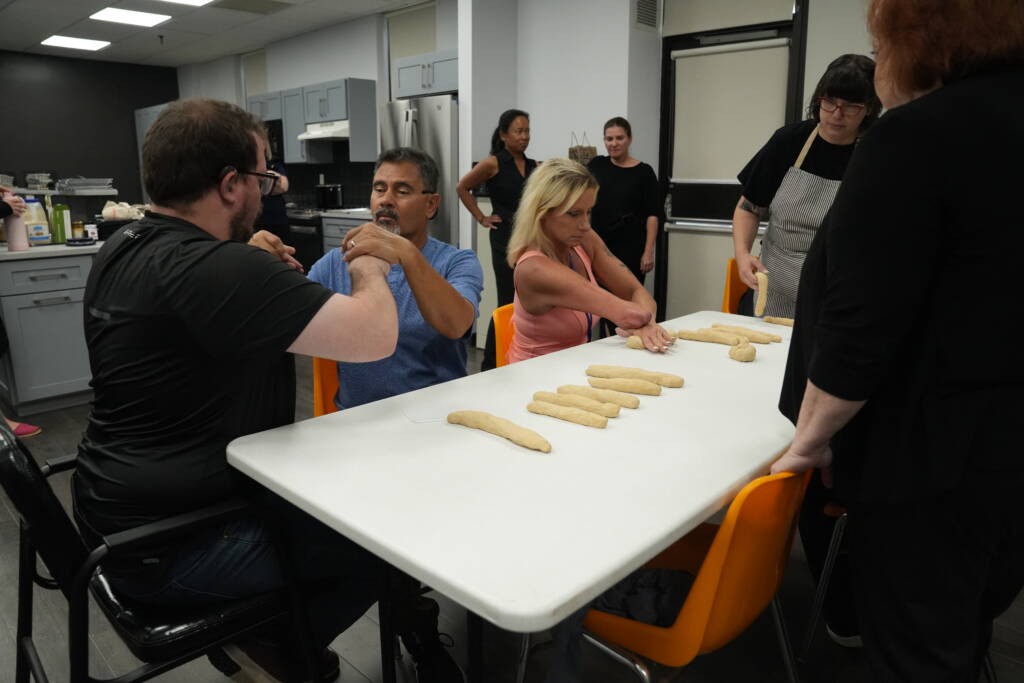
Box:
[0,350,1021,682]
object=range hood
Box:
[297,120,350,141]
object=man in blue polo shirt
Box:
[307,147,482,682]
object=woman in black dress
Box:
[587,117,660,284]
[457,109,537,369]
[772,1,1024,679]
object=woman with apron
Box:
[731,53,880,645]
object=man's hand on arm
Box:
[249,230,304,272]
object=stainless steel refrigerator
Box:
[379,95,458,245]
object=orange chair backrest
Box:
[721,258,749,314]
[493,303,515,368]
[681,471,810,655]
[312,356,339,417]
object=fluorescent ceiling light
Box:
[152,0,215,6]
[41,35,111,51]
[90,8,171,27]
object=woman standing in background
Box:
[456,109,536,370]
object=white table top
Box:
[227,311,795,632]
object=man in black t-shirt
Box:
[73,99,461,683]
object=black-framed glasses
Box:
[222,166,278,195]
[818,97,866,117]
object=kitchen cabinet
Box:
[303,79,348,124]
[392,49,458,99]
[282,88,333,165]
[0,247,102,414]
[247,92,282,121]
[322,216,365,254]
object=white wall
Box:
[177,55,244,105]
[804,0,873,102]
[626,18,662,174]
[265,14,381,92]
[436,0,458,51]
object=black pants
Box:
[482,226,515,371]
[848,467,1024,682]
[797,472,857,633]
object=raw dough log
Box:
[729,343,757,362]
[558,385,640,409]
[764,316,794,327]
[532,391,620,418]
[586,364,684,388]
[754,272,769,317]
[677,328,747,346]
[626,335,644,349]
[527,401,608,428]
[587,377,662,396]
[711,323,782,344]
[447,410,551,453]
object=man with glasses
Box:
[307,149,482,682]
[72,98,413,683]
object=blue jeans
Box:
[109,492,383,650]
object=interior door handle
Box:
[421,64,426,89]
[32,295,72,307]
[428,63,434,88]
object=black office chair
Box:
[0,422,324,683]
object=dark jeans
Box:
[108,492,383,651]
[849,467,1024,682]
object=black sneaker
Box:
[217,639,341,683]
[397,596,465,683]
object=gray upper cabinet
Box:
[283,88,333,165]
[247,92,282,121]
[392,49,458,99]
[303,79,348,123]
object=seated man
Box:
[72,98,453,683]
[309,146,483,411]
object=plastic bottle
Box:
[50,202,70,244]
[22,198,51,246]
[2,192,30,252]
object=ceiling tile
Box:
[0,0,112,51]
[59,18,150,42]
[160,6,262,34]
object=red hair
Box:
[868,0,1024,93]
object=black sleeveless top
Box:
[486,148,537,230]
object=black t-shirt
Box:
[486,149,536,231]
[779,64,1024,503]
[74,212,332,534]
[738,119,856,208]
[587,156,660,254]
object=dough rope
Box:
[527,401,608,428]
[676,328,747,346]
[587,377,662,396]
[729,343,757,362]
[586,364,683,388]
[754,271,769,317]
[532,391,620,417]
[557,385,640,409]
[711,323,782,344]
[764,316,793,327]
[447,410,551,452]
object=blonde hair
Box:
[507,158,598,267]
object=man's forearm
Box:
[402,249,475,339]
[349,259,399,350]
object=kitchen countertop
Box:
[321,208,372,220]
[0,242,104,261]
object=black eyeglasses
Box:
[818,97,866,118]
[221,166,278,196]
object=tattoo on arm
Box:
[602,245,629,269]
[740,198,765,217]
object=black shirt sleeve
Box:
[738,122,809,208]
[163,241,333,360]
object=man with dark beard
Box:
[72,98,410,682]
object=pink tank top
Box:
[507,246,597,364]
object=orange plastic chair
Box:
[721,258,750,314]
[312,356,339,417]
[581,471,810,682]
[493,303,515,368]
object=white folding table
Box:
[227,311,795,679]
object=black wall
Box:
[0,50,178,204]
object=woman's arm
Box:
[732,195,767,289]
[456,157,502,228]
[641,215,658,273]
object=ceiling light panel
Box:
[90,8,172,27]
[41,35,111,51]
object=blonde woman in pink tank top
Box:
[504,158,673,364]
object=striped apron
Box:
[759,125,843,318]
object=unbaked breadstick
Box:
[527,401,608,428]
[586,364,684,388]
[447,410,551,453]
[626,335,644,349]
[729,343,757,362]
[764,316,794,327]
[711,323,782,344]
[532,391,620,418]
[676,328,747,346]
[754,271,769,317]
[558,385,640,409]
[588,377,662,396]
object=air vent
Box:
[634,0,659,30]
[213,0,291,14]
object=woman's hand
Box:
[617,320,674,353]
[249,230,303,272]
[479,214,502,229]
[640,249,655,273]
[771,442,833,488]
[736,251,767,289]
